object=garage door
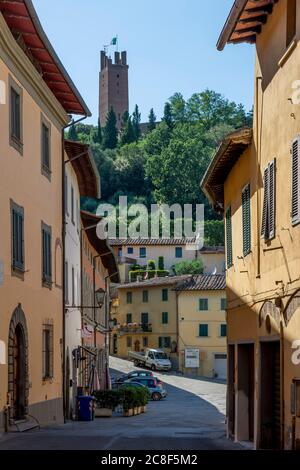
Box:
[214,354,227,380]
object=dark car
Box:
[112,380,147,391]
[125,377,167,401]
[116,370,153,384]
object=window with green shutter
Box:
[126,313,132,324]
[126,336,132,348]
[126,292,132,304]
[225,205,233,268]
[162,288,168,301]
[42,222,52,284]
[221,298,227,311]
[220,324,227,337]
[142,290,149,302]
[261,159,276,240]
[242,184,251,256]
[292,137,300,226]
[162,312,168,324]
[141,312,149,325]
[11,201,24,271]
[41,115,51,176]
[199,298,208,311]
[199,324,208,337]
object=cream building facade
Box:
[0,0,90,432]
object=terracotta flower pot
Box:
[123,409,133,417]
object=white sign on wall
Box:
[0,341,6,365]
[185,348,200,368]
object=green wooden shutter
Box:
[292,138,300,225]
[268,159,276,239]
[261,167,269,238]
[225,206,233,267]
[242,184,251,256]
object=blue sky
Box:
[33,0,255,124]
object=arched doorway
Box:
[8,305,29,421]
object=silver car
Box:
[125,377,167,401]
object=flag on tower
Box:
[110,37,117,46]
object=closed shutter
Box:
[261,168,268,237]
[42,225,52,282]
[261,160,276,240]
[225,206,233,267]
[12,206,24,270]
[292,138,300,225]
[268,159,276,239]
[242,184,251,256]
[158,337,163,348]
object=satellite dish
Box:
[212,266,217,275]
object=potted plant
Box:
[140,387,150,413]
[93,390,120,418]
[122,386,137,417]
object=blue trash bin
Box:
[77,395,94,421]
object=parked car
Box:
[124,377,167,401]
[112,380,147,391]
[115,370,153,384]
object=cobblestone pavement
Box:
[0,357,243,450]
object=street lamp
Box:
[95,288,105,308]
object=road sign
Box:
[185,348,200,368]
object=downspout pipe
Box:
[62,115,88,423]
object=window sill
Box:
[11,265,25,280]
[278,39,297,68]
[10,135,23,155]
[42,377,54,384]
[41,165,52,181]
[42,279,52,290]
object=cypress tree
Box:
[132,104,141,141]
[120,116,135,146]
[103,108,118,149]
[162,102,174,129]
[148,108,156,132]
[96,118,102,144]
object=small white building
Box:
[109,238,225,282]
[64,140,100,417]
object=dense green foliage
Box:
[172,259,204,276]
[77,90,252,246]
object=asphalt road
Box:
[0,356,243,450]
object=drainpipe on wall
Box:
[256,76,263,279]
[62,115,88,423]
[280,318,285,449]
[175,291,181,373]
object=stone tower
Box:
[99,50,129,130]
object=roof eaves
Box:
[217,0,249,51]
[25,0,91,116]
[200,127,252,210]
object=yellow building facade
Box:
[176,275,227,379]
[110,277,188,367]
[0,1,90,432]
[202,0,300,450]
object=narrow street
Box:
[0,357,242,450]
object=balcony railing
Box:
[113,322,152,334]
